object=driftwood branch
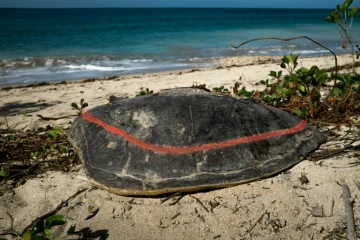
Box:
[342,184,356,240]
[231,36,338,83]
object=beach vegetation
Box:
[71,98,88,115]
[22,214,78,240]
[325,0,359,73]
[54,144,68,155]
[0,167,9,178]
[30,151,39,159]
[136,88,154,97]
[237,87,255,98]
[5,135,15,143]
[233,50,359,121]
[0,124,80,190]
[46,126,63,139]
[231,22,360,123]
[280,53,298,75]
[192,83,211,92]
[212,85,230,93]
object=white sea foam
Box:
[189,57,201,61]
[298,50,329,54]
[132,59,152,63]
[66,64,127,71]
[45,58,53,66]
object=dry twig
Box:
[21,187,89,235]
[342,184,356,240]
[36,114,77,121]
[310,137,359,161]
[160,192,182,204]
[248,211,268,233]
[231,36,338,78]
[190,195,209,213]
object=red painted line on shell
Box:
[82,111,307,155]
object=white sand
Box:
[0,54,359,240]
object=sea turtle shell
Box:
[68,88,326,196]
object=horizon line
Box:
[0,6,334,10]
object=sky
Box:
[0,0,350,9]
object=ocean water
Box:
[1,8,359,85]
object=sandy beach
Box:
[1,54,360,239]
[0,54,352,130]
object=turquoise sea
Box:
[0,8,359,85]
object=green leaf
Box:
[277,71,282,78]
[282,56,290,64]
[53,126,63,134]
[284,75,292,82]
[46,126,63,139]
[284,90,296,96]
[269,71,277,78]
[237,87,254,98]
[298,85,306,94]
[46,130,58,139]
[327,11,340,23]
[271,93,279,99]
[333,87,342,96]
[71,102,79,110]
[259,80,268,85]
[0,168,9,177]
[67,224,77,235]
[302,107,310,115]
[259,91,266,99]
[308,66,318,76]
[293,109,303,117]
[81,103,89,109]
[336,73,347,83]
[291,54,299,67]
[314,70,328,84]
[31,235,46,240]
[348,6,359,18]
[280,62,286,69]
[341,0,353,11]
[35,220,45,231]
[22,232,32,240]
[325,15,335,23]
[45,215,66,228]
[295,67,309,77]
[350,74,360,83]
[312,100,318,108]
[275,83,285,95]
[43,228,52,238]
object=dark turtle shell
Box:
[68,88,326,196]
